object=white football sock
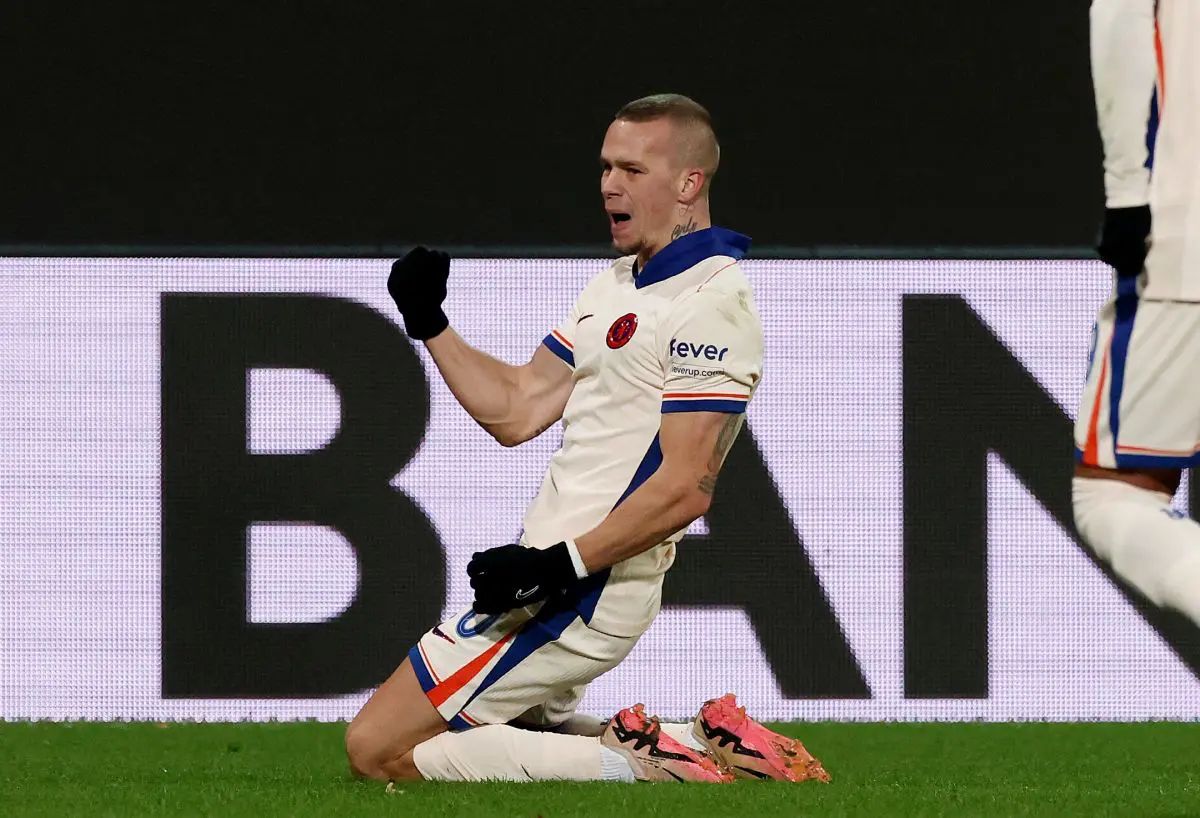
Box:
[412,725,633,782]
[1073,476,1200,624]
[658,720,706,751]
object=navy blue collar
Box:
[633,226,751,289]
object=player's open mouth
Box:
[609,212,631,226]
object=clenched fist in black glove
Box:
[388,246,451,340]
[467,542,579,615]
[1097,205,1151,278]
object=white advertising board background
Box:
[2,257,1198,721]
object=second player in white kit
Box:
[1073,0,1200,626]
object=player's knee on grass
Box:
[345,657,450,781]
[344,720,426,781]
[344,722,381,779]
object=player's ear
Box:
[678,168,705,204]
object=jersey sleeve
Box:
[542,298,580,369]
[660,288,763,414]
[1090,0,1157,208]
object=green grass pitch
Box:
[2,721,1197,817]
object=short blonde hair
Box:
[615,93,720,193]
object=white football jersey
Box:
[523,227,764,637]
[1145,0,1200,299]
[1092,0,1199,299]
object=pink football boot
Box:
[601,704,734,783]
[693,693,831,782]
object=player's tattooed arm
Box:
[573,410,745,573]
[697,414,742,495]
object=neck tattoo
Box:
[670,217,698,242]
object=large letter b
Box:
[161,294,444,697]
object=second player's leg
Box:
[1073,298,1200,625]
[1073,466,1200,624]
[345,657,448,781]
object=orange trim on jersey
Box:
[697,260,740,291]
[551,329,574,349]
[1117,443,1200,456]
[662,391,749,400]
[1082,343,1111,466]
[417,642,442,685]
[458,709,482,726]
[427,630,516,708]
[1154,17,1166,112]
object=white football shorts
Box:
[1075,276,1200,469]
[408,575,641,731]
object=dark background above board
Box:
[1,1,1101,254]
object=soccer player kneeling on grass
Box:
[344,94,829,784]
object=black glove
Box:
[388,246,451,340]
[467,542,578,614]
[1097,205,1151,278]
